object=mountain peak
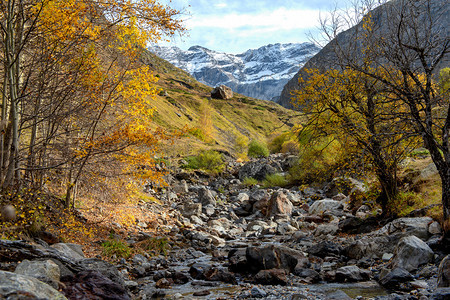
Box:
[149,43,320,101]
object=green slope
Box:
[141,50,303,157]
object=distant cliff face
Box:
[149,43,320,101]
[279,0,450,108]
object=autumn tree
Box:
[294,67,418,216]
[302,0,449,225]
[0,0,185,205]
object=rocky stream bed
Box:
[1,153,450,299]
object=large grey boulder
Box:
[266,191,293,218]
[346,217,436,260]
[373,217,433,240]
[211,85,233,99]
[0,270,67,299]
[309,199,343,215]
[391,236,434,272]
[51,243,85,260]
[15,259,61,289]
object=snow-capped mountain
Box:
[149,43,320,101]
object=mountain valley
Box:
[149,43,320,102]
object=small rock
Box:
[410,280,429,289]
[182,202,202,218]
[293,268,321,283]
[382,253,394,262]
[199,187,216,206]
[428,221,442,235]
[193,290,211,296]
[251,286,267,298]
[254,268,287,285]
[155,278,172,289]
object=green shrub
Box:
[248,140,269,158]
[281,140,300,154]
[263,173,288,188]
[183,150,225,173]
[136,237,170,256]
[234,135,249,159]
[269,133,289,153]
[242,177,258,187]
[101,238,131,258]
[288,138,349,184]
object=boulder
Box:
[251,287,267,298]
[247,220,269,232]
[438,255,450,287]
[293,268,321,283]
[266,191,293,218]
[246,245,307,273]
[204,267,237,284]
[250,189,271,202]
[198,187,216,206]
[211,85,233,99]
[430,287,450,300]
[173,180,189,194]
[76,258,125,287]
[390,236,434,272]
[314,223,339,237]
[62,270,130,300]
[235,192,249,202]
[379,268,414,288]
[238,161,280,181]
[373,217,433,241]
[414,162,438,184]
[15,259,60,289]
[228,248,248,273]
[307,241,343,258]
[181,202,202,218]
[335,265,370,282]
[309,199,343,215]
[346,235,397,259]
[51,243,85,260]
[254,269,287,285]
[326,290,353,300]
[346,217,435,260]
[0,271,67,299]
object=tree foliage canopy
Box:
[0,0,185,205]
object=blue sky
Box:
[157,0,353,54]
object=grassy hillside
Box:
[141,50,303,157]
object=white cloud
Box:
[214,3,227,8]
[187,8,322,31]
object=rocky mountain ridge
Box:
[149,43,320,102]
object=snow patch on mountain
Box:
[149,43,320,101]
